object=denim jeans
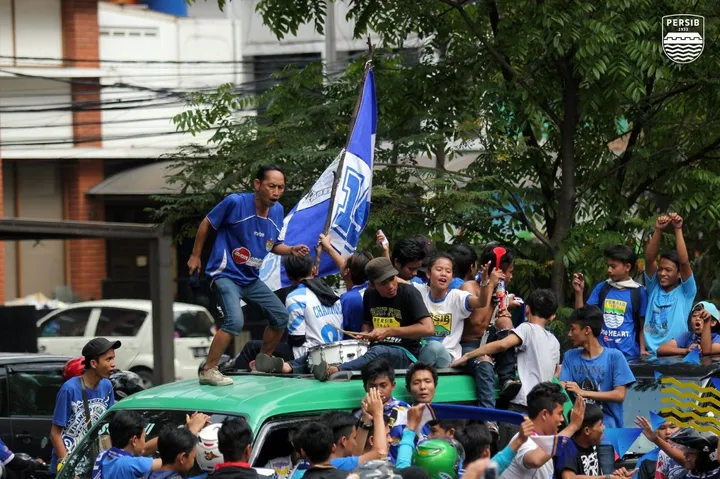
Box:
[417,340,453,368]
[489,327,517,386]
[288,353,310,374]
[461,340,496,409]
[212,277,290,335]
[234,340,294,369]
[338,345,414,371]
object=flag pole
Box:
[313,38,376,270]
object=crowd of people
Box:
[8,164,717,479]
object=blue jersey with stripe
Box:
[205,193,284,286]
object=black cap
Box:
[365,257,399,284]
[82,337,121,360]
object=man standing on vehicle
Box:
[188,164,310,386]
[50,338,119,475]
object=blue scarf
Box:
[92,447,134,479]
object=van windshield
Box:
[58,409,245,479]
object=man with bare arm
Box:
[188,164,309,386]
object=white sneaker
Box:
[199,367,233,386]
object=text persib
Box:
[666,18,701,27]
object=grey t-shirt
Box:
[511,322,560,406]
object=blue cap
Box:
[694,301,720,320]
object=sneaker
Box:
[486,421,499,438]
[311,361,328,382]
[500,379,522,402]
[199,367,233,386]
[255,354,284,373]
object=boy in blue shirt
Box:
[573,245,649,359]
[188,165,310,386]
[658,301,720,356]
[94,411,209,479]
[643,213,697,354]
[316,388,387,472]
[51,338,119,474]
[147,427,200,479]
[560,306,636,428]
[92,411,160,479]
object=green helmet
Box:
[411,437,465,479]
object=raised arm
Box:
[645,215,670,278]
[319,233,348,286]
[698,310,720,355]
[464,264,502,330]
[572,273,585,309]
[669,213,692,281]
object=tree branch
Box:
[625,134,720,206]
[438,0,561,126]
[498,183,552,249]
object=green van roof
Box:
[113,372,478,431]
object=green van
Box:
[58,370,478,479]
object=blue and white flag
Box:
[260,69,377,290]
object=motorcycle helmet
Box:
[110,370,146,401]
[63,357,85,381]
[412,437,465,479]
[196,423,224,472]
[671,427,719,472]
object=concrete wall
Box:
[0,0,63,66]
[2,161,66,301]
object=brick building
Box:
[0,0,379,304]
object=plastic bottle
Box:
[496,279,506,309]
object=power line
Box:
[0,51,369,66]
[0,115,177,130]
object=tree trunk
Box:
[550,55,579,305]
[551,248,566,307]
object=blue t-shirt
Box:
[0,438,14,465]
[206,193,285,286]
[331,456,360,471]
[448,277,463,290]
[587,283,648,359]
[148,471,184,479]
[93,447,153,479]
[559,347,636,428]
[341,282,368,334]
[644,273,697,353]
[51,377,115,472]
[676,331,720,349]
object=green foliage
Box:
[162,0,720,304]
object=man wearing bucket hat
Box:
[312,257,435,381]
[658,301,720,356]
[50,337,120,474]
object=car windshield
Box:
[58,409,244,479]
[174,310,215,337]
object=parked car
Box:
[36,300,215,386]
[0,353,70,464]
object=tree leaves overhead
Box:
[167,0,720,302]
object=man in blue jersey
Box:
[188,164,310,386]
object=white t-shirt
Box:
[511,322,561,406]
[285,283,343,358]
[501,434,554,479]
[413,284,472,360]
